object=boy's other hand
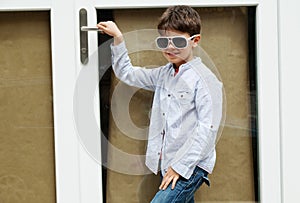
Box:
[97,21,123,45]
[159,167,180,190]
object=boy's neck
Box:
[173,58,193,69]
[173,62,184,69]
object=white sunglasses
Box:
[155,34,200,49]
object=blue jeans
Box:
[150,167,210,203]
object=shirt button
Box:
[162,113,165,116]
[168,94,171,97]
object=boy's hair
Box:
[157,5,201,36]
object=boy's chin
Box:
[164,54,180,62]
[166,58,184,65]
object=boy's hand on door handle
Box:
[97,21,124,45]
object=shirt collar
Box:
[168,57,202,71]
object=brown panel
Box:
[106,7,255,202]
[195,7,255,201]
[0,12,55,203]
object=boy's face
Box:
[159,30,200,68]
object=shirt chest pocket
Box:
[174,90,195,105]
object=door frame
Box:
[1,0,282,202]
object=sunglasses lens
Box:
[156,38,169,49]
[172,37,187,48]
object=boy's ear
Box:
[192,35,201,47]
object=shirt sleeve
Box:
[171,77,223,179]
[111,41,161,91]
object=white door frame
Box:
[1,0,282,202]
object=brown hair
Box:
[157,5,201,36]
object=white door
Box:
[1,0,282,203]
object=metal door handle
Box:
[79,8,90,64]
[81,26,103,32]
[79,9,104,64]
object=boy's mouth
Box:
[166,52,179,57]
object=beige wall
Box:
[0,12,55,203]
[106,7,255,202]
[195,7,255,202]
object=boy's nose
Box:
[167,40,176,49]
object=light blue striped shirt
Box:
[111,41,223,179]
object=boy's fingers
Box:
[97,23,106,31]
[171,176,179,190]
[159,178,167,190]
[158,181,163,190]
[162,178,171,190]
[97,22,106,28]
[159,176,169,190]
[158,176,165,189]
[97,22,111,31]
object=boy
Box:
[97,5,223,203]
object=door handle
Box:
[79,8,89,64]
[79,9,104,64]
[81,26,103,32]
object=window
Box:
[97,7,259,202]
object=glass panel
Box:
[0,12,55,203]
[98,7,258,203]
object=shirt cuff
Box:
[171,162,195,180]
[110,41,127,56]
